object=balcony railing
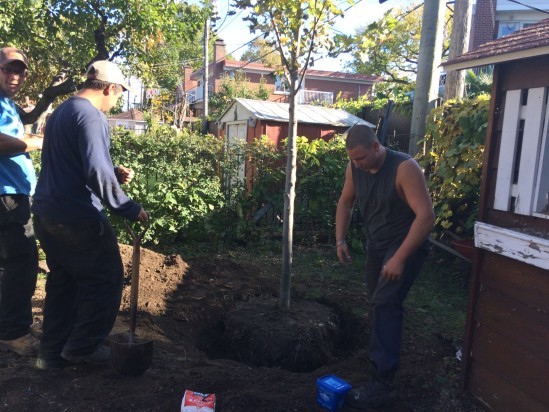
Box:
[186,86,333,105]
[297,89,333,105]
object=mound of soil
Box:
[0,244,481,411]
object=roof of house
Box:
[193,59,380,83]
[108,109,145,121]
[443,18,549,71]
[220,98,375,128]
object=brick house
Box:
[183,38,380,118]
[471,0,549,51]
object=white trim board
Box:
[474,221,549,270]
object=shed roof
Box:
[220,98,375,128]
[443,18,549,71]
[108,109,145,121]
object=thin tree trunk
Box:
[445,0,472,100]
[280,71,299,312]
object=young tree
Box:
[232,0,353,311]
[0,0,206,123]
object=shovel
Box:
[111,217,153,376]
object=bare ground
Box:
[0,244,483,412]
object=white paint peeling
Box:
[475,222,549,270]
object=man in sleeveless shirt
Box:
[335,124,435,409]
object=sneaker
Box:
[346,380,397,410]
[0,333,39,356]
[61,345,111,365]
[36,356,74,370]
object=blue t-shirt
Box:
[0,94,37,195]
[32,96,141,222]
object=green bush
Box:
[109,127,231,244]
[417,96,490,238]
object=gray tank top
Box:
[351,149,416,250]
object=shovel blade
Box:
[111,338,153,376]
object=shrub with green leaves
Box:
[418,95,490,238]
[109,127,231,244]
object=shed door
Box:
[227,122,247,182]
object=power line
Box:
[506,0,549,14]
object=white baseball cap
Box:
[86,60,133,92]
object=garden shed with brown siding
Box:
[443,19,549,412]
[217,98,374,148]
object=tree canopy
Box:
[0,0,207,121]
[335,2,450,99]
[240,38,282,68]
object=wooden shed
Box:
[217,98,374,148]
[443,20,549,411]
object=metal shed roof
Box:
[220,98,375,128]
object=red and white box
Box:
[180,390,216,412]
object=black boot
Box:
[345,378,397,410]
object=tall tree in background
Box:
[240,38,282,67]
[335,3,450,100]
[232,0,352,311]
[0,0,205,123]
[444,0,472,99]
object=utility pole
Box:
[445,0,473,100]
[202,17,210,135]
[409,0,446,157]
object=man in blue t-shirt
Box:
[0,47,43,356]
[32,60,148,370]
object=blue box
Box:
[316,375,352,411]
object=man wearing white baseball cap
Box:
[0,46,43,357]
[32,59,148,369]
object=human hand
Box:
[116,166,135,184]
[336,242,352,266]
[381,256,404,280]
[136,208,149,222]
[24,133,43,151]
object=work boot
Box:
[61,345,111,365]
[0,333,39,356]
[35,356,74,370]
[346,379,397,410]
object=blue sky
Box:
[192,0,417,71]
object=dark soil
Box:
[0,244,482,411]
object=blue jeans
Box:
[0,195,38,340]
[34,215,123,359]
[365,240,430,382]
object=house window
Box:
[274,75,290,94]
[494,88,549,218]
[497,21,535,38]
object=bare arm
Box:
[0,132,43,155]
[383,159,435,280]
[335,162,356,265]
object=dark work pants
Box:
[34,215,123,359]
[365,240,430,382]
[0,195,38,340]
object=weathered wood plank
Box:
[494,90,522,211]
[468,361,548,412]
[475,221,549,270]
[471,325,549,406]
[479,252,549,309]
[515,87,546,215]
[475,288,549,358]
